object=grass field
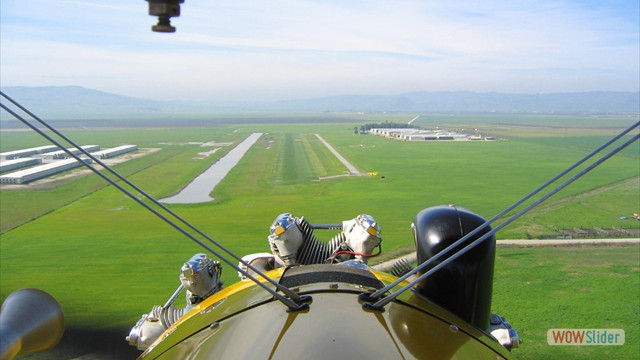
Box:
[1,114,639,359]
[493,245,639,359]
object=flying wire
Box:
[2,90,637,312]
[365,120,640,302]
[365,123,639,309]
[0,91,309,311]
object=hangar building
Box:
[370,128,471,141]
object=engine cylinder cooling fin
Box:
[152,305,185,329]
[389,258,414,277]
[295,218,342,265]
[325,232,349,263]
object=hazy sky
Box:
[1,0,638,102]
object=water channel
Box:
[160,133,263,204]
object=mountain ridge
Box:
[1,86,638,118]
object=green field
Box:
[493,245,639,360]
[1,114,639,359]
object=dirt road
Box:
[372,238,639,272]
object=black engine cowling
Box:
[412,205,495,330]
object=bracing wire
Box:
[2,89,638,312]
[365,120,640,301]
[364,124,639,309]
[0,92,309,311]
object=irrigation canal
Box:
[160,133,263,204]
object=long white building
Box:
[0,158,42,173]
[0,145,59,160]
[90,145,138,159]
[369,128,473,141]
[0,158,93,184]
[35,145,100,161]
[369,128,417,138]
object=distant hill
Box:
[1,86,638,118]
[271,91,640,114]
[0,86,184,117]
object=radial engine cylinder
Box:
[268,213,305,266]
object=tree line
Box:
[354,121,413,134]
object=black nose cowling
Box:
[412,205,495,330]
